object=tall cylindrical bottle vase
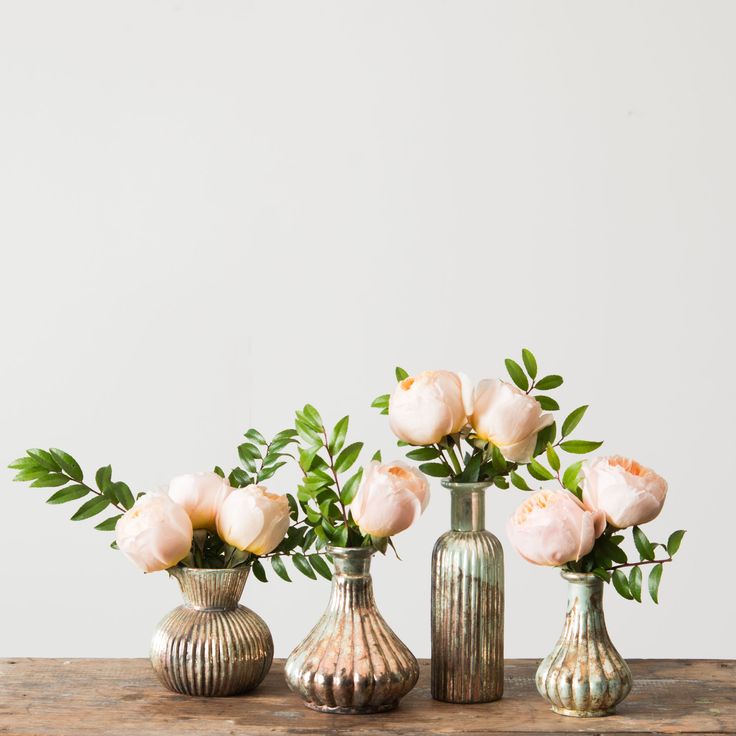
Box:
[431,481,504,703]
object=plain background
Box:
[1,1,734,660]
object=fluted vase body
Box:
[150,567,273,696]
[431,481,504,703]
[285,546,419,714]
[536,571,632,717]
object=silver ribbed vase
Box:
[150,567,273,696]
[431,481,504,703]
[285,546,419,714]
[536,571,632,717]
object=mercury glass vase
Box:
[150,566,273,696]
[536,571,633,717]
[284,546,419,714]
[431,481,504,703]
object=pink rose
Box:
[116,494,193,573]
[351,460,430,538]
[167,471,233,530]
[216,485,291,555]
[506,489,606,566]
[582,456,667,529]
[470,379,554,463]
[389,370,472,445]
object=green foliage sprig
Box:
[372,349,603,489]
[9,448,135,543]
[294,404,389,554]
[565,524,686,604]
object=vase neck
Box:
[563,571,605,613]
[326,546,375,610]
[170,567,248,611]
[443,482,490,531]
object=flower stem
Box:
[607,557,672,571]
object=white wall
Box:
[1,1,733,660]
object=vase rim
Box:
[168,565,249,576]
[440,480,493,491]
[560,570,602,584]
[326,545,374,558]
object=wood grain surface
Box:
[0,658,733,735]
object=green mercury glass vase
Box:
[536,571,633,716]
[431,481,504,703]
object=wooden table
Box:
[0,659,733,735]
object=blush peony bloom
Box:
[350,460,430,538]
[470,379,554,463]
[581,456,668,529]
[116,494,194,573]
[216,485,291,555]
[388,370,472,446]
[167,471,233,531]
[506,489,606,566]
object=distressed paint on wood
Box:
[0,659,733,735]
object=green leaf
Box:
[340,468,363,505]
[493,476,509,489]
[612,570,633,600]
[535,395,560,411]
[95,465,112,492]
[546,443,560,472]
[592,567,611,583]
[504,358,529,391]
[561,461,583,493]
[600,537,628,564]
[406,447,441,461]
[328,416,349,456]
[521,348,537,379]
[629,566,642,602]
[491,445,508,474]
[395,366,409,381]
[633,526,655,561]
[238,443,261,463]
[292,553,317,580]
[561,405,589,437]
[510,471,532,491]
[371,394,390,410]
[667,530,686,557]
[27,449,61,471]
[371,449,382,462]
[251,559,267,582]
[111,482,135,510]
[271,555,292,582]
[46,484,89,504]
[295,418,322,445]
[49,449,83,482]
[244,428,267,445]
[559,439,603,454]
[334,442,363,474]
[8,456,40,471]
[258,462,286,482]
[13,467,49,482]
[648,563,663,603]
[94,514,122,531]
[458,452,482,482]
[535,374,564,390]
[30,473,70,488]
[528,459,554,481]
[299,446,320,473]
[302,404,324,431]
[71,496,110,521]
[309,554,332,580]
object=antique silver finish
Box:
[536,571,633,717]
[150,567,273,697]
[431,481,504,703]
[284,546,419,714]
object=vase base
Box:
[552,705,616,718]
[431,693,503,704]
[304,701,398,715]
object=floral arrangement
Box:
[507,455,685,602]
[372,349,602,489]
[8,429,326,581]
[293,404,429,554]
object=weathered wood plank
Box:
[0,659,733,735]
